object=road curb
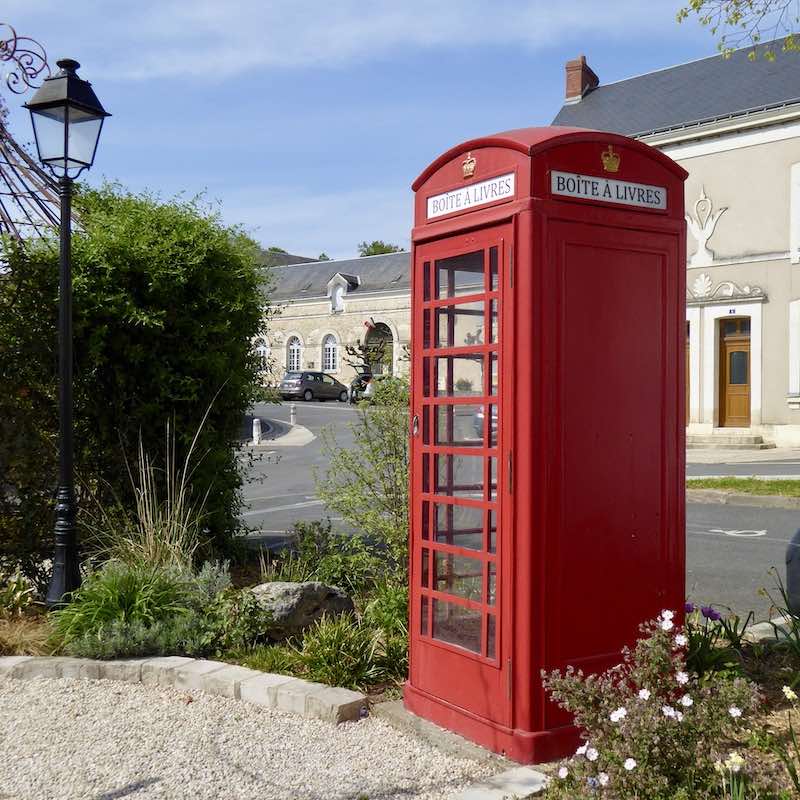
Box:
[0,656,367,724]
[686,488,800,510]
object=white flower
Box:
[576,744,587,756]
[676,671,689,685]
[638,688,651,701]
[660,618,674,631]
[586,747,599,762]
[675,710,684,722]
[724,752,745,773]
[624,758,637,771]
[558,766,569,779]
[609,706,627,723]
[728,706,742,719]
[662,705,676,718]
[680,694,694,708]
[783,686,798,702]
[598,772,609,787]
[661,609,675,621]
[674,633,688,647]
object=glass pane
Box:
[488,510,496,554]
[434,503,484,550]
[432,599,481,653]
[436,302,485,348]
[487,404,498,448]
[487,614,496,660]
[729,351,748,385]
[488,300,498,344]
[435,454,484,499]
[436,251,484,298]
[722,320,737,336]
[421,550,430,588]
[421,501,430,540]
[423,309,431,349]
[488,562,496,606]
[740,318,751,334]
[421,596,429,636]
[489,246,498,291]
[31,109,66,163]
[422,453,430,493]
[434,552,483,602]
[488,457,497,501]
[435,355,484,396]
[67,108,102,166]
[490,353,498,396]
[423,357,431,396]
[423,261,431,301]
[435,404,484,446]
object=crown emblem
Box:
[601,144,620,173]
[462,151,476,179]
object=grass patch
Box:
[688,477,800,497]
[0,614,58,656]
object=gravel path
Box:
[0,677,499,800]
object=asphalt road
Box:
[240,402,798,619]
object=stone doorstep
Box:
[448,766,549,800]
[0,656,368,726]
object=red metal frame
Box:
[406,127,688,763]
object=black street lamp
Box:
[25,59,110,606]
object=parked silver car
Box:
[280,371,349,402]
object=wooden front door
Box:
[409,223,512,727]
[719,318,751,427]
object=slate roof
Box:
[258,250,318,268]
[268,251,410,301]
[552,40,800,136]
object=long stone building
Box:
[266,41,800,446]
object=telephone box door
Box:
[410,223,512,727]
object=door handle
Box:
[411,414,420,438]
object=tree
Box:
[357,240,403,257]
[317,252,332,261]
[266,245,288,254]
[0,185,273,583]
[315,376,409,573]
[677,1,800,58]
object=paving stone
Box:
[140,656,195,687]
[97,658,151,683]
[305,685,367,724]
[7,656,73,680]
[201,665,263,699]
[274,678,322,716]
[0,656,33,677]
[173,660,228,691]
[239,672,295,708]
[59,658,103,680]
[448,766,549,799]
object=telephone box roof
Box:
[412,125,687,190]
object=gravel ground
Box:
[0,677,500,800]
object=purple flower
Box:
[701,605,720,620]
[685,602,696,614]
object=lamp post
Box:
[25,59,110,606]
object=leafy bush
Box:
[0,185,274,579]
[684,602,745,678]
[543,611,762,800]
[54,562,191,644]
[0,568,38,618]
[315,376,409,573]
[261,520,385,596]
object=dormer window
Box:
[327,272,360,314]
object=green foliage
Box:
[315,377,409,573]
[543,612,762,800]
[685,604,745,678]
[0,185,273,579]
[0,568,38,618]
[317,252,332,261]
[677,1,800,59]
[759,686,800,794]
[357,240,402,257]
[261,520,387,596]
[233,642,300,675]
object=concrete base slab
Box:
[448,766,549,799]
[371,700,507,764]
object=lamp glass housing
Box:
[29,103,105,177]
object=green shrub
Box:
[233,643,300,676]
[684,602,744,678]
[543,611,762,800]
[261,520,385,596]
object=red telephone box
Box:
[405,127,688,763]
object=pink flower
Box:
[676,671,689,686]
[558,766,569,779]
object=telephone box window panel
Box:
[406,127,687,763]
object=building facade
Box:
[553,44,800,445]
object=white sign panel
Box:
[551,170,667,210]
[427,172,515,219]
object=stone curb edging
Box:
[686,488,800,510]
[447,766,549,799]
[0,655,366,724]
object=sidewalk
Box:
[687,446,800,465]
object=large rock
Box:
[250,581,355,640]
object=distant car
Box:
[280,371,349,402]
[473,406,498,441]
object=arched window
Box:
[322,334,338,371]
[287,336,302,372]
[253,338,270,372]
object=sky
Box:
[2,1,719,260]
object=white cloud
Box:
[221,182,412,260]
[8,0,696,81]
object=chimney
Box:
[565,54,599,104]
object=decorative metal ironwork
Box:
[0,22,50,94]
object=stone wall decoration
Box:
[686,272,765,304]
[686,187,727,268]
